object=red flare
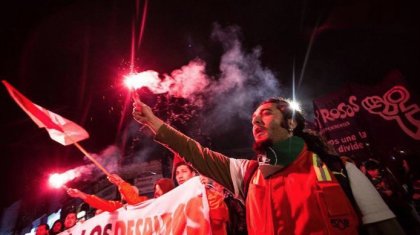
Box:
[48,170,77,188]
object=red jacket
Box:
[155,124,360,234]
[84,182,148,212]
[246,147,359,234]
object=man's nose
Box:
[252,115,262,125]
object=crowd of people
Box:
[34,97,420,235]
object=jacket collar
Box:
[258,136,305,178]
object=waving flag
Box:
[2,80,89,145]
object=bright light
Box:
[289,100,301,112]
[124,71,160,90]
[48,170,76,188]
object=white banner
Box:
[61,177,211,235]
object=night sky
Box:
[1,0,419,214]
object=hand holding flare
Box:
[132,100,164,134]
[124,73,164,132]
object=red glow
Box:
[48,170,76,188]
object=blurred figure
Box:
[154,178,175,198]
[199,175,229,235]
[49,219,63,235]
[174,162,229,235]
[66,173,148,213]
[35,223,49,235]
[63,211,77,230]
[362,158,420,234]
[201,175,247,234]
[413,180,420,214]
[223,190,247,235]
[395,154,420,216]
[364,159,391,194]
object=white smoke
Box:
[201,24,281,131]
[63,24,283,184]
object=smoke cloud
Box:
[147,24,282,134]
[201,24,281,132]
[64,24,283,184]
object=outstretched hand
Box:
[132,100,164,133]
[67,188,87,199]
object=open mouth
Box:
[253,126,265,136]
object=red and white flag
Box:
[2,80,89,145]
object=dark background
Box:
[1,0,419,213]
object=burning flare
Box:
[48,170,77,188]
[124,71,166,93]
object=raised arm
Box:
[132,101,250,197]
[67,188,123,212]
[107,173,148,205]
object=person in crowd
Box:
[49,219,63,235]
[132,97,404,234]
[174,161,197,186]
[201,175,246,235]
[66,173,148,213]
[220,188,247,235]
[363,159,394,197]
[174,161,229,235]
[362,158,420,234]
[154,178,175,198]
[63,211,77,230]
[35,223,49,235]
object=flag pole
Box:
[69,88,141,178]
[72,142,112,177]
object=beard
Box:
[253,139,273,154]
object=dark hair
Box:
[155,178,175,194]
[260,97,329,156]
[65,210,77,215]
[174,161,196,173]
